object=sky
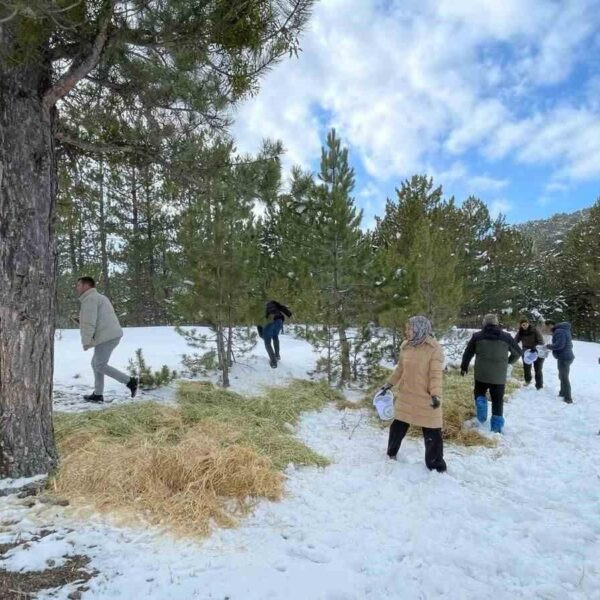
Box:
[232,0,600,229]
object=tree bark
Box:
[338,325,351,384]
[98,160,111,298]
[0,35,59,477]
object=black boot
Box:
[126,377,138,398]
[83,393,104,403]
[423,428,446,473]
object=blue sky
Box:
[233,0,600,228]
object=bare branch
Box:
[0,7,17,24]
[43,0,115,109]
[55,130,153,158]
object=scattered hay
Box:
[349,367,521,447]
[0,553,94,600]
[177,379,338,469]
[52,380,332,536]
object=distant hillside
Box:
[515,207,591,254]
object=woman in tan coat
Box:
[379,316,446,472]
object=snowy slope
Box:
[53,326,317,410]
[1,335,599,599]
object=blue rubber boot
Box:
[490,415,505,434]
[475,396,488,423]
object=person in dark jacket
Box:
[514,318,545,389]
[544,320,575,404]
[258,300,292,368]
[461,314,522,433]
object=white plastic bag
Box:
[523,350,538,365]
[536,344,550,359]
[373,389,394,420]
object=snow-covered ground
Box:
[53,326,317,411]
[1,329,600,599]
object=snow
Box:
[53,326,318,410]
[0,474,47,492]
[1,332,600,598]
[2,534,75,572]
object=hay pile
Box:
[52,380,336,536]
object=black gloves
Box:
[430,395,441,409]
[460,367,468,376]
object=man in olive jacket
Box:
[460,314,521,433]
[76,277,138,402]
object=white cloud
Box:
[232,0,600,189]
[467,175,509,194]
[487,107,600,180]
[489,199,513,218]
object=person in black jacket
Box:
[258,300,292,368]
[461,314,522,433]
[514,318,545,389]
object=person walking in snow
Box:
[460,314,521,433]
[544,320,575,404]
[75,277,138,402]
[378,316,446,472]
[258,300,292,369]
[514,318,545,389]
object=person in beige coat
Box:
[378,315,446,472]
[74,277,138,402]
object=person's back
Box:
[265,300,292,321]
[463,323,521,385]
[261,300,292,368]
[461,314,521,434]
[79,287,123,348]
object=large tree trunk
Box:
[0,39,59,477]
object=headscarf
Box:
[407,315,433,346]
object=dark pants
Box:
[523,357,544,389]
[263,319,283,363]
[474,381,505,417]
[558,359,573,400]
[387,419,446,471]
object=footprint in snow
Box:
[286,544,332,564]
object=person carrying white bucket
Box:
[514,318,545,389]
[377,316,446,473]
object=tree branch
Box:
[0,7,17,24]
[43,0,115,109]
[55,130,153,158]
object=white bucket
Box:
[523,350,538,365]
[536,345,550,359]
[373,389,395,420]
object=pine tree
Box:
[402,220,462,332]
[556,199,600,340]
[373,176,463,341]
[273,131,369,383]
[0,0,314,477]
[176,140,280,386]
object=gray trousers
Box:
[92,337,130,394]
[557,359,573,401]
